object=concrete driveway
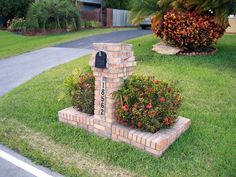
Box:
[0,29,150,96]
[0,29,151,176]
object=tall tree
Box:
[103,0,131,10]
[0,0,34,18]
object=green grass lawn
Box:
[0,34,236,177]
[0,28,134,59]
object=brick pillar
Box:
[106,8,113,27]
[89,43,136,137]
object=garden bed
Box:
[59,107,191,157]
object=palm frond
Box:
[130,0,160,24]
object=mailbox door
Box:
[95,51,107,68]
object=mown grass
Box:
[0,34,236,177]
[0,28,134,59]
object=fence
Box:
[80,8,134,27]
[106,8,134,27]
[112,9,132,27]
[80,8,101,22]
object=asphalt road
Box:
[57,29,150,49]
[0,145,63,177]
[0,29,151,176]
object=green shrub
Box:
[113,75,183,133]
[83,21,100,28]
[59,68,95,114]
[91,21,100,28]
[26,0,81,31]
[8,18,27,32]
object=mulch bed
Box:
[10,27,110,36]
[178,47,218,56]
[23,29,68,36]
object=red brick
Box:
[141,133,153,145]
[145,135,156,147]
[131,141,145,150]
[145,147,162,157]
[94,124,105,131]
[154,136,168,151]
[118,136,130,144]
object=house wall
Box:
[78,0,101,10]
[80,8,101,21]
[81,3,101,10]
[226,17,236,33]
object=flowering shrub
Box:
[59,68,95,114]
[153,9,226,51]
[113,75,183,133]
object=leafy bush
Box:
[131,0,236,51]
[59,68,95,114]
[154,9,226,51]
[0,0,33,19]
[26,0,81,31]
[113,75,183,133]
[8,18,27,32]
[82,21,101,28]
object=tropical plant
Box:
[26,0,81,31]
[131,0,236,26]
[173,0,236,27]
[130,0,172,25]
[156,9,225,50]
[113,75,182,133]
[59,68,95,114]
[130,0,236,51]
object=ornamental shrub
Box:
[26,0,81,31]
[154,9,226,51]
[8,18,27,32]
[82,21,101,28]
[113,75,183,133]
[59,68,95,114]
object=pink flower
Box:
[122,104,129,112]
[159,97,166,102]
[137,121,142,128]
[146,103,153,109]
[117,114,121,122]
[122,120,126,126]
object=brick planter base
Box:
[59,107,191,157]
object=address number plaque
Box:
[100,77,106,118]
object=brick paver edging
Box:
[59,107,191,157]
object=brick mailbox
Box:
[90,43,136,137]
[59,43,191,157]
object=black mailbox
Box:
[95,51,107,69]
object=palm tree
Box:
[130,0,166,24]
[130,0,175,33]
[130,0,236,27]
[173,0,236,27]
